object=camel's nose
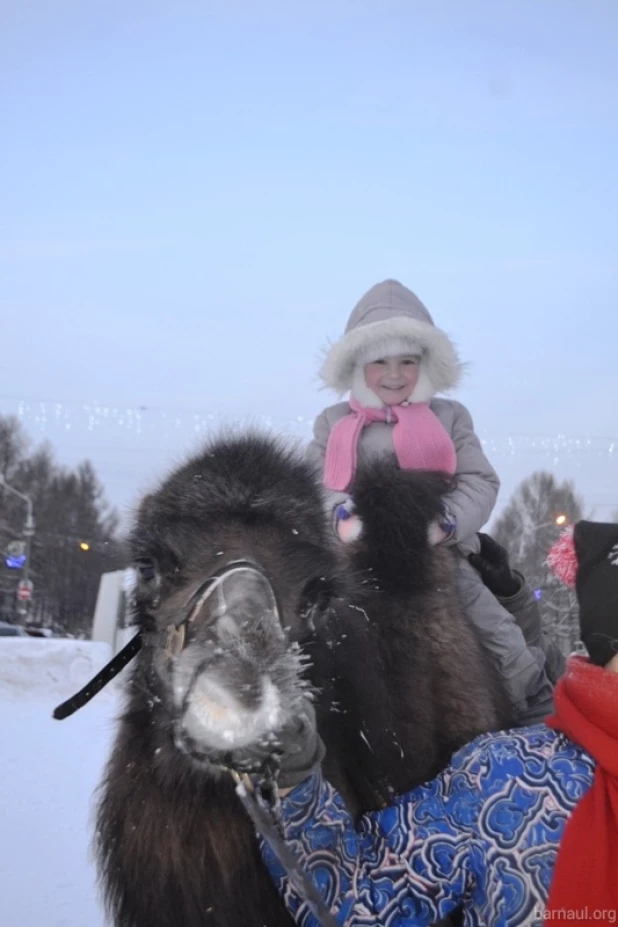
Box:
[189,564,282,645]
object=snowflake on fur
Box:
[546,525,577,588]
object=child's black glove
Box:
[273,698,326,790]
[468,533,521,598]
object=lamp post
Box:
[0,474,35,614]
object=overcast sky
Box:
[1,0,617,528]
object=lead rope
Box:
[52,632,143,720]
[230,769,340,927]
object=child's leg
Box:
[454,556,554,726]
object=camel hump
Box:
[350,462,454,593]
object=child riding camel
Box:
[307,279,556,725]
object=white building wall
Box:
[91,568,137,655]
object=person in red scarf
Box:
[251,520,618,927]
[543,521,618,922]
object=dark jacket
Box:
[499,570,567,689]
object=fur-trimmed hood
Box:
[320,280,464,404]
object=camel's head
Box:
[128,433,344,773]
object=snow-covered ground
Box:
[0,638,124,927]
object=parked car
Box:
[0,621,29,637]
[24,626,53,638]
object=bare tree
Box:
[491,471,585,657]
[0,416,28,481]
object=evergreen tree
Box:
[0,414,125,634]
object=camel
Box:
[92,431,510,927]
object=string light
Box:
[4,398,312,442]
[1,395,617,464]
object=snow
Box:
[0,638,123,927]
[0,638,118,703]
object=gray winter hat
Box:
[320,279,464,403]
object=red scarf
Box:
[545,657,618,924]
[322,398,457,492]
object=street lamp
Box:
[532,514,568,533]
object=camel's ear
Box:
[297,575,339,631]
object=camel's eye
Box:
[133,559,161,606]
[136,558,157,583]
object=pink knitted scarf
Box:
[323,397,457,492]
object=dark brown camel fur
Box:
[95,432,511,927]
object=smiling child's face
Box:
[363,354,421,405]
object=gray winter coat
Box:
[311,279,500,555]
[307,397,500,556]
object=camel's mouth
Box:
[175,668,286,762]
